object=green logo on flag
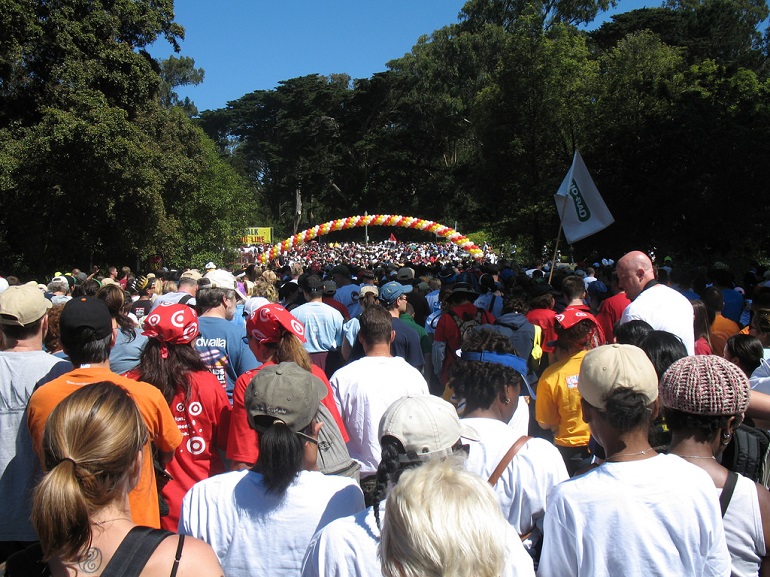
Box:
[569,179,591,222]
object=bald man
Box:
[616,251,695,354]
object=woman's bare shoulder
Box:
[143,534,223,577]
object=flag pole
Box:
[549,194,570,284]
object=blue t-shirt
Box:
[292,301,344,354]
[195,316,259,401]
[110,329,148,375]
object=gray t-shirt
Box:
[0,350,65,541]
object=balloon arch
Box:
[257,214,483,265]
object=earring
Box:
[503,398,511,405]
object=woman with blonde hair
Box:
[380,459,521,577]
[3,381,222,576]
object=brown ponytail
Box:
[32,382,148,562]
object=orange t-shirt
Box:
[27,367,182,528]
[710,314,740,358]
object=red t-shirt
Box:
[227,361,349,465]
[596,292,631,344]
[527,308,558,353]
[126,369,231,531]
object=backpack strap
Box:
[102,526,174,577]
[178,294,193,306]
[720,471,739,517]
[489,436,532,486]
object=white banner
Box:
[554,150,614,244]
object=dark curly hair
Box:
[450,329,522,414]
[602,387,656,432]
[664,408,732,443]
[554,318,598,349]
[372,437,419,530]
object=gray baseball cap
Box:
[245,362,327,433]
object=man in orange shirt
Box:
[27,297,181,529]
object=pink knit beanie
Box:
[660,355,750,415]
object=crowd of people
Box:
[3,243,770,576]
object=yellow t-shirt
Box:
[535,350,590,447]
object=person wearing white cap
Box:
[302,395,535,577]
[47,275,71,305]
[194,268,257,400]
[538,344,730,577]
[0,285,63,562]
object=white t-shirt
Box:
[508,396,530,438]
[750,358,770,394]
[330,356,429,476]
[179,469,365,577]
[538,454,731,577]
[302,500,536,577]
[463,418,568,536]
[722,473,765,577]
[619,284,695,355]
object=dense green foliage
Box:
[0,0,253,275]
[199,0,770,265]
[2,0,769,273]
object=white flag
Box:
[554,150,614,244]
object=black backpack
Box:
[721,423,770,488]
[449,308,484,344]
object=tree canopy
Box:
[198,0,770,266]
[0,0,253,275]
[2,0,770,273]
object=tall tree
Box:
[158,55,205,116]
[0,0,252,275]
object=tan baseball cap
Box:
[578,344,658,410]
[180,269,202,281]
[0,284,52,326]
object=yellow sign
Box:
[243,227,273,244]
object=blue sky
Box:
[149,0,655,113]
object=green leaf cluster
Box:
[199,0,770,266]
[0,0,254,276]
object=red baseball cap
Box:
[142,303,199,345]
[246,303,306,344]
[554,309,597,330]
